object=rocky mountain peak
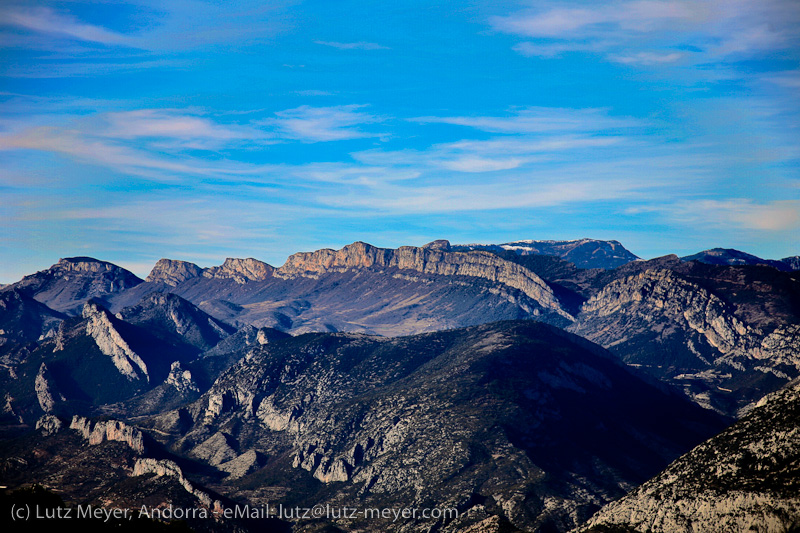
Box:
[81,299,109,319]
[422,239,451,251]
[498,238,640,269]
[278,241,390,275]
[56,257,124,274]
[681,248,791,271]
[4,257,142,315]
[81,299,149,382]
[781,255,800,270]
[116,292,234,352]
[203,257,273,282]
[145,259,204,286]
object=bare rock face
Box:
[577,379,800,533]
[203,257,273,283]
[70,415,145,454]
[571,270,750,355]
[35,414,63,436]
[166,361,199,394]
[422,239,452,251]
[146,259,204,286]
[146,257,274,286]
[276,241,570,320]
[189,431,238,466]
[82,301,149,382]
[133,458,214,507]
[217,449,261,479]
[34,363,62,413]
[0,289,64,351]
[567,269,800,415]
[782,256,800,271]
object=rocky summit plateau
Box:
[1,237,799,533]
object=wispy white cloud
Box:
[0,0,297,56]
[0,103,390,182]
[353,136,621,174]
[358,107,638,174]
[317,177,650,214]
[411,107,641,134]
[631,199,800,231]
[0,5,136,47]
[512,41,604,58]
[290,162,420,185]
[315,40,389,50]
[491,0,800,67]
[0,125,270,182]
[490,2,698,39]
[98,109,274,150]
[609,51,684,65]
[264,105,386,142]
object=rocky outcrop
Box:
[56,257,127,275]
[146,259,204,286]
[781,256,800,271]
[0,289,64,349]
[567,269,800,415]
[422,239,452,251]
[35,414,63,436]
[82,301,149,381]
[217,450,261,479]
[577,379,800,533]
[70,415,145,454]
[276,241,570,319]
[203,257,273,283]
[571,269,751,355]
[146,257,273,286]
[133,458,215,507]
[34,363,62,413]
[189,432,237,466]
[166,361,199,394]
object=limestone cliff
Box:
[70,414,145,454]
[133,458,217,507]
[82,300,149,382]
[34,363,62,413]
[203,257,273,282]
[567,269,800,415]
[570,269,752,355]
[146,259,204,286]
[146,257,273,286]
[276,241,570,320]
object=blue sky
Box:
[1,0,799,281]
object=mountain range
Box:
[1,238,798,532]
